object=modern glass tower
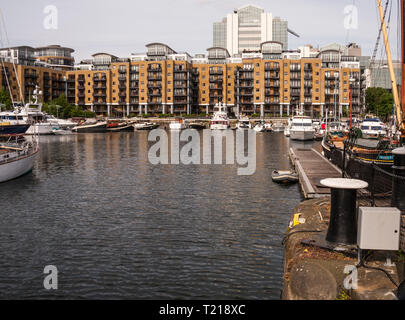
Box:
[213,5,296,55]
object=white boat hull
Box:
[0,150,37,183]
[290,130,315,141]
[273,127,285,132]
[169,123,186,130]
[210,124,230,130]
[361,131,387,139]
[26,123,55,135]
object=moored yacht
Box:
[289,115,316,141]
[134,122,159,131]
[360,117,387,139]
[253,120,266,132]
[0,111,30,135]
[72,120,107,133]
[236,116,251,130]
[0,135,39,183]
[169,117,186,130]
[272,122,285,132]
[210,102,230,130]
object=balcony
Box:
[147,82,162,88]
[25,73,38,79]
[174,67,187,73]
[148,76,162,81]
[147,99,162,104]
[209,70,223,75]
[265,65,280,71]
[174,83,187,89]
[93,76,107,81]
[173,99,188,104]
[148,91,162,96]
[173,90,187,97]
[93,85,106,89]
[94,101,107,105]
[147,66,162,72]
[265,91,279,96]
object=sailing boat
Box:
[0,135,39,183]
[0,31,39,182]
[322,0,405,169]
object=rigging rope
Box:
[0,8,25,105]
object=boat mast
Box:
[401,0,405,136]
[377,0,404,135]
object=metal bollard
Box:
[321,178,368,245]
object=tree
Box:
[43,94,95,119]
[0,87,12,110]
[365,87,394,121]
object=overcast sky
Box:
[0,0,402,62]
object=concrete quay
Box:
[282,197,404,300]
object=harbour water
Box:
[0,132,315,299]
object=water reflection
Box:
[0,131,313,299]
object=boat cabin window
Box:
[361,126,370,130]
[293,122,312,127]
[371,126,382,131]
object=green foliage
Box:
[365,87,394,121]
[0,88,12,110]
[43,94,95,119]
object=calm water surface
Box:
[0,131,315,299]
